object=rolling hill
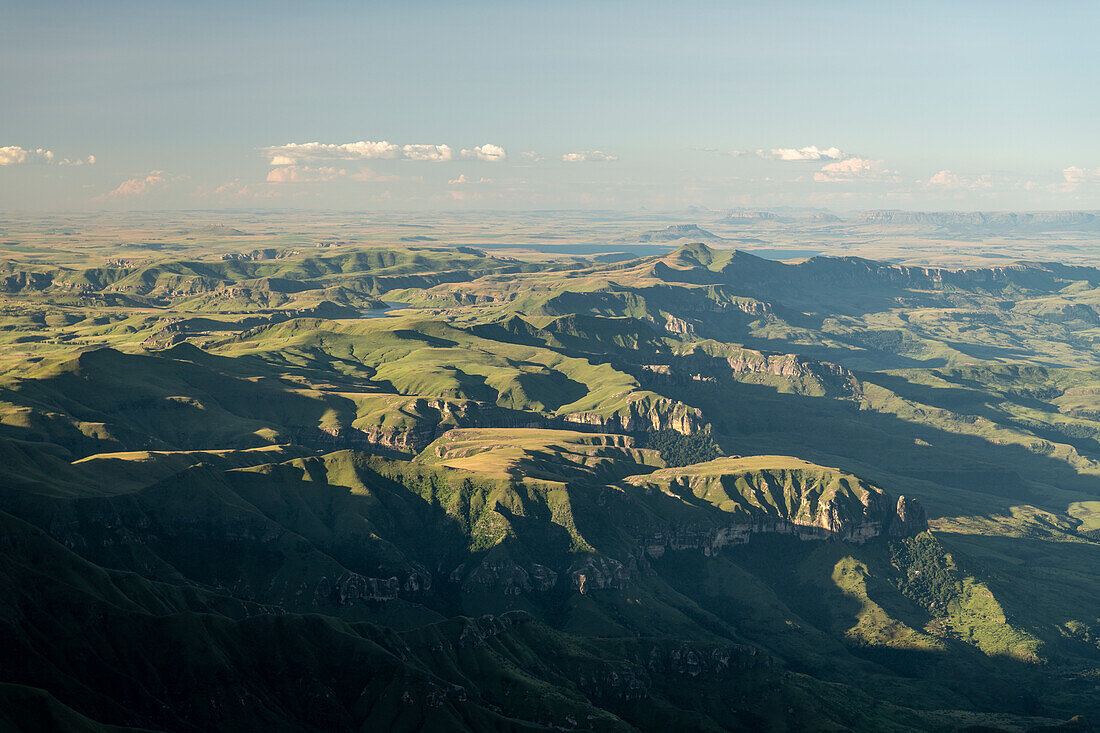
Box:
[2,239,1099,731]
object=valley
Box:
[2,215,1100,732]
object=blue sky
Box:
[2,0,1099,211]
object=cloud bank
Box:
[262,140,507,165]
[99,171,172,199]
[924,170,993,190]
[814,157,899,182]
[1064,165,1100,188]
[562,150,618,162]
[0,146,95,166]
[759,145,844,162]
[264,164,397,184]
[460,144,506,161]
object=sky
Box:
[2,0,1099,212]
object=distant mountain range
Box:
[725,208,842,223]
[859,210,1100,232]
[705,208,1100,233]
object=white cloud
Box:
[99,171,171,199]
[401,144,453,161]
[261,140,456,164]
[562,150,618,162]
[1063,165,1100,188]
[0,146,51,165]
[213,179,246,196]
[759,145,845,161]
[460,143,506,161]
[924,170,994,190]
[520,151,543,162]
[264,165,396,184]
[814,157,899,183]
[206,179,296,200]
[447,174,493,185]
[0,146,94,166]
[347,167,397,182]
[0,147,29,165]
[267,165,343,183]
[262,141,400,164]
[927,170,960,187]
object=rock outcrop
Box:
[561,393,708,435]
[625,456,927,557]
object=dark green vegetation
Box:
[2,231,1100,732]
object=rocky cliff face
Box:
[569,554,633,594]
[561,394,708,436]
[625,457,927,558]
[721,349,860,396]
[304,398,550,454]
[639,346,862,401]
[451,552,559,595]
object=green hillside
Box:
[2,240,1100,731]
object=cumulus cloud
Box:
[927,170,960,187]
[759,145,844,162]
[814,157,899,183]
[562,150,618,162]
[99,171,172,199]
[264,164,396,184]
[266,165,343,183]
[347,168,397,182]
[520,151,543,162]
[447,174,493,185]
[0,146,95,166]
[1063,165,1100,188]
[0,146,53,165]
[924,170,994,190]
[261,140,460,165]
[401,144,453,161]
[213,179,247,196]
[206,179,297,200]
[262,141,399,164]
[460,143,506,161]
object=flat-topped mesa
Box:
[638,224,728,243]
[625,456,926,555]
[416,427,663,483]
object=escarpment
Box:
[560,393,708,435]
[638,346,862,400]
[624,456,927,557]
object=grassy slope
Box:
[4,242,1100,729]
